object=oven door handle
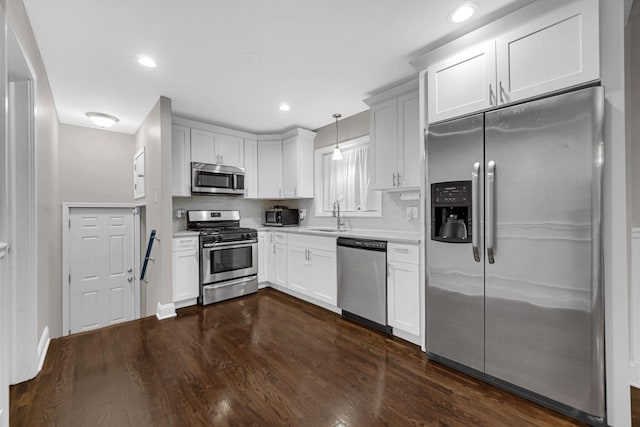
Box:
[203,276,257,290]
[203,239,257,249]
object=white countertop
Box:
[173,230,200,237]
[256,226,421,244]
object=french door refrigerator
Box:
[425,86,604,424]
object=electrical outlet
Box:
[299,208,307,220]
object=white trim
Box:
[156,302,177,320]
[267,282,342,315]
[392,327,421,346]
[36,326,50,373]
[174,298,196,309]
[313,135,383,218]
[62,203,141,336]
[631,228,640,387]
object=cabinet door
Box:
[173,249,199,302]
[190,129,216,164]
[427,41,496,124]
[215,134,244,167]
[287,245,309,295]
[133,147,145,199]
[266,234,276,283]
[370,98,398,190]
[397,92,420,188]
[388,260,420,336]
[258,231,267,283]
[282,135,298,198]
[274,243,288,287]
[171,125,191,197]
[309,249,337,306]
[244,139,258,199]
[496,0,598,105]
[258,140,283,198]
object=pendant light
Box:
[332,113,343,161]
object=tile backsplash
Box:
[172,192,421,233]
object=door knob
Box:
[127,268,133,273]
[127,276,133,283]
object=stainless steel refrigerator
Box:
[425,86,605,424]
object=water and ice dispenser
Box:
[431,181,473,243]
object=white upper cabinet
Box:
[190,128,244,167]
[495,0,599,105]
[282,129,315,198]
[258,138,283,198]
[428,42,496,124]
[370,98,398,190]
[426,0,599,124]
[171,125,191,197]
[365,80,420,191]
[244,138,258,199]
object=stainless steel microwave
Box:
[191,162,245,195]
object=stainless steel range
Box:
[187,210,258,305]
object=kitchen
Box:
[0,0,635,426]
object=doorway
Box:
[63,206,139,335]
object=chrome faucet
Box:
[332,200,345,230]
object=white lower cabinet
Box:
[286,234,337,306]
[266,232,288,286]
[172,236,199,306]
[258,231,267,284]
[387,243,420,337]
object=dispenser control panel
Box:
[431,181,472,243]
[432,182,471,205]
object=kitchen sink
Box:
[308,228,343,233]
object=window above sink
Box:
[314,135,382,218]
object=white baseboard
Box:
[156,302,177,320]
[392,327,422,346]
[36,326,50,373]
[174,298,197,309]
[267,282,341,315]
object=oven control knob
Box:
[215,235,222,242]
[243,233,250,239]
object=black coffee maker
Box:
[431,181,472,243]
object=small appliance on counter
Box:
[265,206,299,227]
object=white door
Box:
[69,207,135,334]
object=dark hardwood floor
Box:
[11,288,591,426]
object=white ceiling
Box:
[23,0,529,134]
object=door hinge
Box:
[68,218,71,228]
[68,273,71,283]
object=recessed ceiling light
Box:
[279,103,291,112]
[449,4,476,23]
[86,112,119,128]
[137,56,157,68]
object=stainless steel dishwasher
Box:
[337,237,391,334]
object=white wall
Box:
[135,97,174,317]
[58,124,134,203]
[5,0,60,341]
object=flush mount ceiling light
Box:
[279,103,291,112]
[137,55,157,68]
[86,112,119,128]
[332,113,343,161]
[449,4,476,23]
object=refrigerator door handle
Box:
[472,162,481,262]
[486,160,496,264]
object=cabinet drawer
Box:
[307,235,337,252]
[273,232,287,244]
[387,243,419,264]
[172,236,198,252]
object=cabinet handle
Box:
[220,155,224,164]
[294,186,297,197]
[489,84,494,106]
[499,81,505,104]
[397,173,401,186]
[279,188,282,198]
[392,173,397,187]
